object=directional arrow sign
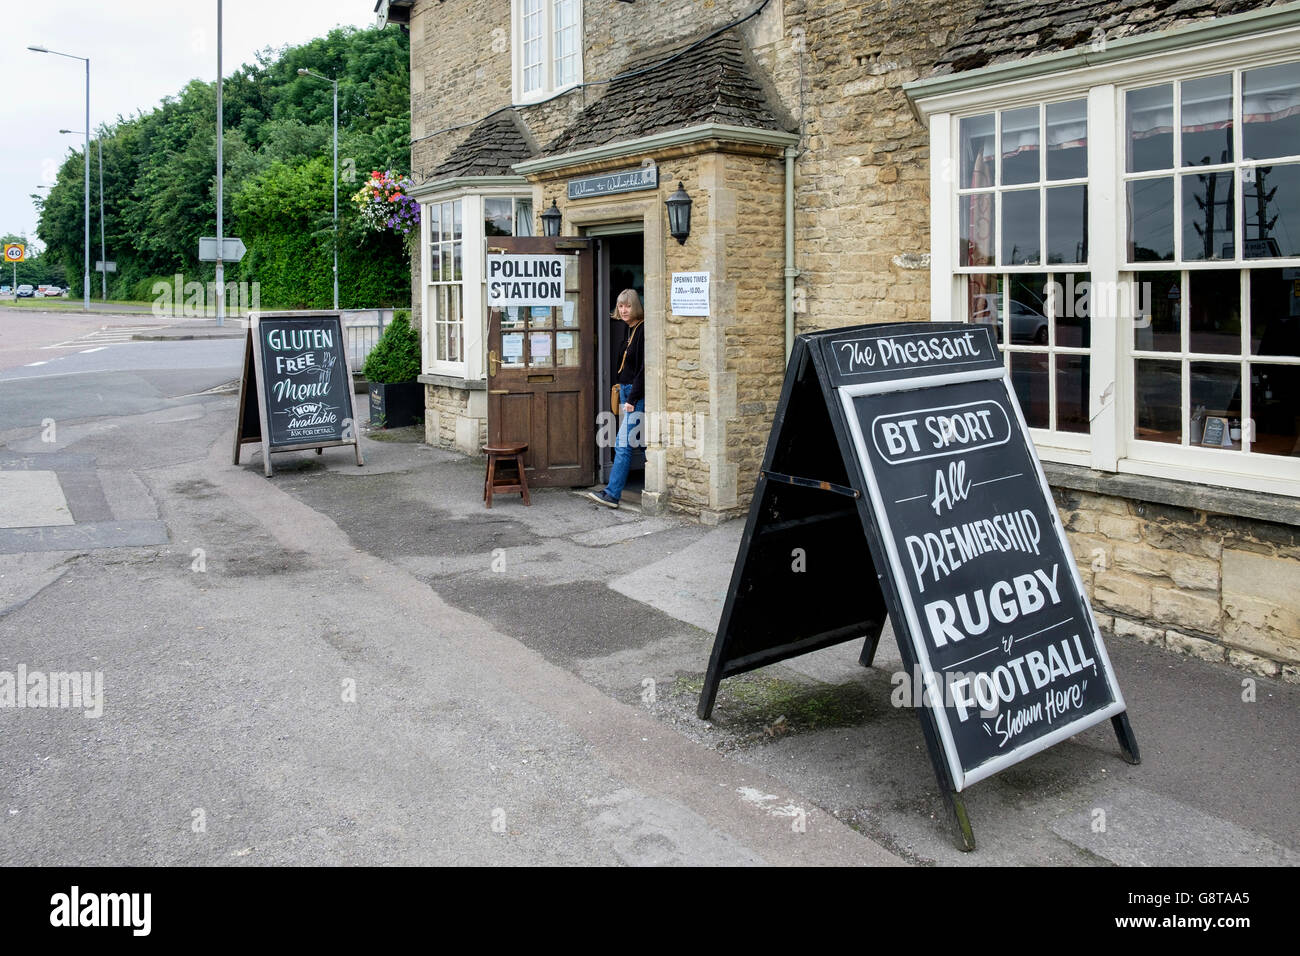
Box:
[198,237,247,262]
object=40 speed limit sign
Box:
[3,244,24,263]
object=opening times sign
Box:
[831,325,1126,788]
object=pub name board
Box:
[567,165,658,200]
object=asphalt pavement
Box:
[0,331,1296,866]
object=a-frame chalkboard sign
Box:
[232,311,365,476]
[699,322,1139,850]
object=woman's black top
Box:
[615,321,645,405]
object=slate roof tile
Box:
[932,0,1288,75]
[543,29,784,156]
[432,110,535,179]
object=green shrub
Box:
[363,309,420,383]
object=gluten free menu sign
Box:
[233,312,363,477]
[834,325,1126,788]
[257,316,352,447]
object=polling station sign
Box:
[486,254,565,307]
[700,322,1137,850]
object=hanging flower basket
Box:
[351,170,420,252]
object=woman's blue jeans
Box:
[606,383,644,501]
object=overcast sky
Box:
[1,0,381,250]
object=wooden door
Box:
[486,236,595,487]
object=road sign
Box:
[95,260,117,273]
[4,244,25,263]
[198,237,247,262]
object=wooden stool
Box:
[482,442,531,508]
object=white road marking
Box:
[24,361,48,367]
[79,347,107,353]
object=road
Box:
[0,315,1296,867]
[0,317,897,866]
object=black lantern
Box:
[541,199,563,237]
[664,181,692,244]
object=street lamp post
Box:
[298,68,339,311]
[60,129,106,299]
[29,45,90,310]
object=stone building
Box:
[381,0,1300,675]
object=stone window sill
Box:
[418,373,486,391]
[1042,462,1300,528]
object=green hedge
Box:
[363,309,419,383]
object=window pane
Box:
[1001,106,1040,185]
[967,273,1002,343]
[1053,272,1090,348]
[515,200,534,237]
[485,198,513,237]
[451,200,463,241]
[1128,177,1174,261]
[440,245,452,282]
[1181,74,1234,167]
[1134,270,1182,352]
[1190,362,1242,449]
[1127,84,1173,173]
[1056,354,1090,433]
[1007,273,1049,345]
[449,285,462,363]
[1046,185,1087,264]
[1181,172,1234,260]
[960,113,996,189]
[1002,189,1040,265]
[1047,99,1087,181]
[440,202,453,242]
[960,192,995,267]
[1010,352,1049,428]
[1250,267,1300,355]
[1252,362,1300,456]
[528,330,554,368]
[556,327,580,367]
[1189,269,1241,354]
[1243,61,1300,161]
[453,241,463,281]
[1135,358,1182,443]
[1242,162,1300,258]
[428,203,441,240]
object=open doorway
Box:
[594,231,645,494]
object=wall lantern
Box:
[664,181,692,245]
[541,199,563,237]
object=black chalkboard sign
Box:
[232,312,364,476]
[700,322,1138,850]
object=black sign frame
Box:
[232,311,365,476]
[699,322,1139,850]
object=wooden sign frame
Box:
[699,323,1139,850]
[232,311,365,476]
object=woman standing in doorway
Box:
[586,289,644,509]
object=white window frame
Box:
[421,191,535,381]
[925,26,1300,497]
[511,0,583,104]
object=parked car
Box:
[15,284,34,297]
[970,294,1050,344]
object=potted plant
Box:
[363,309,423,428]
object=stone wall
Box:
[1056,488,1300,680]
[423,383,486,455]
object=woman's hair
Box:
[611,288,644,323]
